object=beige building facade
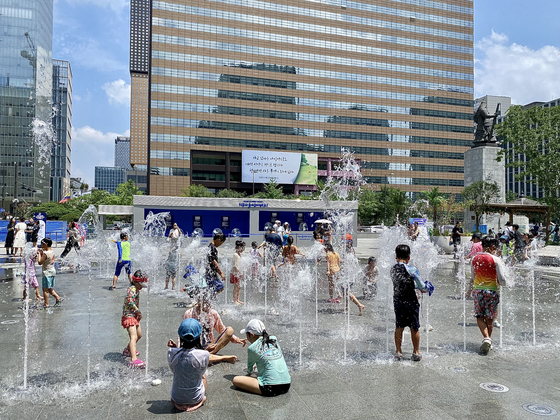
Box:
[130,0,474,197]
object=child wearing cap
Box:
[167,318,209,412]
[232,319,291,397]
[110,232,132,290]
[467,232,483,259]
[391,244,430,361]
[122,269,148,368]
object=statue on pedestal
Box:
[474,100,500,144]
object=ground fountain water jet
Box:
[138,211,170,378]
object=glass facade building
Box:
[130,0,474,196]
[115,136,133,170]
[94,166,126,194]
[51,59,72,203]
[0,0,53,207]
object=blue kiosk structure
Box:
[132,195,358,246]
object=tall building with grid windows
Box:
[130,0,474,197]
[51,59,72,203]
[95,166,126,194]
[0,0,53,207]
[115,136,133,170]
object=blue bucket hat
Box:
[178,318,202,341]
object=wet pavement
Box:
[1,244,560,420]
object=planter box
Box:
[430,235,454,254]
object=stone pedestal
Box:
[464,144,508,232]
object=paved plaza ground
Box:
[1,237,560,420]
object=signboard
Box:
[242,150,318,185]
[221,216,230,229]
[409,218,427,226]
[34,212,47,222]
[193,215,202,228]
[473,225,488,234]
[164,214,173,228]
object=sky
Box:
[52,0,560,186]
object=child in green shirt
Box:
[232,319,291,397]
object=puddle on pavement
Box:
[0,268,17,282]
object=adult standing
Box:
[511,224,525,264]
[169,223,182,242]
[31,219,40,247]
[503,221,514,244]
[282,222,291,246]
[265,226,282,279]
[25,218,34,243]
[13,217,27,257]
[275,220,284,236]
[450,222,463,257]
[60,221,80,259]
[5,217,15,255]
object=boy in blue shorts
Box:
[390,244,429,361]
[110,232,132,290]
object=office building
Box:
[0,0,53,207]
[115,136,133,170]
[130,0,474,197]
[95,166,126,194]
[51,59,72,203]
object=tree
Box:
[256,178,284,199]
[180,184,214,197]
[497,104,560,207]
[114,180,143,205]
[378,185,394,225]
[358,188,379,226]
[216,189,246,198]
[421,187,446,233]
[439,194,464,231]
[389,188,412,223]
[505,191,519,203]
[462,181,500,231]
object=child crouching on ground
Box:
[122,269,148,368]
[232,319,291,397]
[167,318,209,412]
[390,244,429,361]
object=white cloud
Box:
[57,38,127,73]
[475,30,560,104]
[73,125,129,145]
[102,79,131,105]
[71,126,130,185]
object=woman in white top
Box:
[169,223,182,242]
[167,318,209,412]
[13,217,28,257]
